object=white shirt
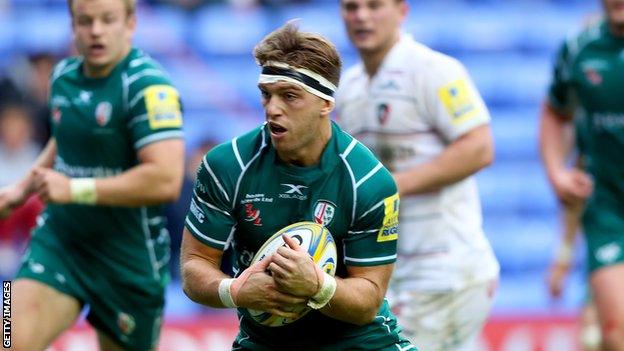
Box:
[336,34,499,292]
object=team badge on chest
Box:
[313,200,336,226]
[95,101,112,126]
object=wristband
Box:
[555,243,573,265]
[218,278,237,308]
[69,178,97,205]
[307,272,336,310]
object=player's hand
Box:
[550,168,593,206]
[269,235,320,298]
[32,167,71,204]
[547,261,570,298]
[0,180,31,219]
[231,256,307,317]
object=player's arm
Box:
[181,229,307,316]
[547,198,583,298]
[0,138,56,217]
[539,39,592,206]
[269,235,393,325]
[91,138,184,206]
[393,124,492,196]
[394,59,492,196]
[322,264,393,325]
[180,228,231,307]
[31,139,184,206]
[539,103,592,205]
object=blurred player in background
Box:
[336,0,499,350]
[540,0,624,349]
[0,0,185,350]
[547,199,602,351]
[546,102,602,351]
[180,23,415,350]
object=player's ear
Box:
[320,99,334,117]
[126,13,137,32]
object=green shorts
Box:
[232,337,416,351]
[583,200,624,273]
[15,226,166,351]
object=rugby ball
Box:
[247,221,338,327]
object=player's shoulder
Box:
[123,48,173,91]
[204,124,268,177]
[560,18,604,59]
[50,56,82,85]
[414,41,467,79]
[340,63,366,88]
[335,127,396,200]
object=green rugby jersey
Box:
[38,48,183,286]
[549,19,624,201]
[186,121,404,349]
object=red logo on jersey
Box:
[52,107,62,124]
[95,101,112,126]
[583,68,602,86]
[377,103,391,125]
[244,203,262,226]
[314,200,336,226]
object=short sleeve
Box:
[127,79,184,150]
[343,163,399,267]
[184,155,236,250]
[424,57,490,142]
[548,41,576,116]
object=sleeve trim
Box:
[134,130,184,150]
[344,254,397,264]
[347,229,379,235]
[185,218,227,247]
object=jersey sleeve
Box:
[547,40,576,116]
[343,147,399,267]
[126,74,184,150]
[424,57,490,142]
[184,153,236,250]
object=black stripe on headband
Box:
[261,66,334,97]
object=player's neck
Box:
[360,32,400,77]
[278,121,332,167]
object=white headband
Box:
[258,61,337,102]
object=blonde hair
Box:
[68,0,136,17]
[254,22,342,87]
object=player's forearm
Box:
[90,139,184,206]
[540,103,572,183]
[320,276,385,325]
[19,139,57,195]
[181,256,230,308]
[94,162,183,206]
[562,202,583,244]
[394,125,493,196]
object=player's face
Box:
[603,0,624,26]
[260,82,330,161]
[341,0,407,54]
[71,0,136,77]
